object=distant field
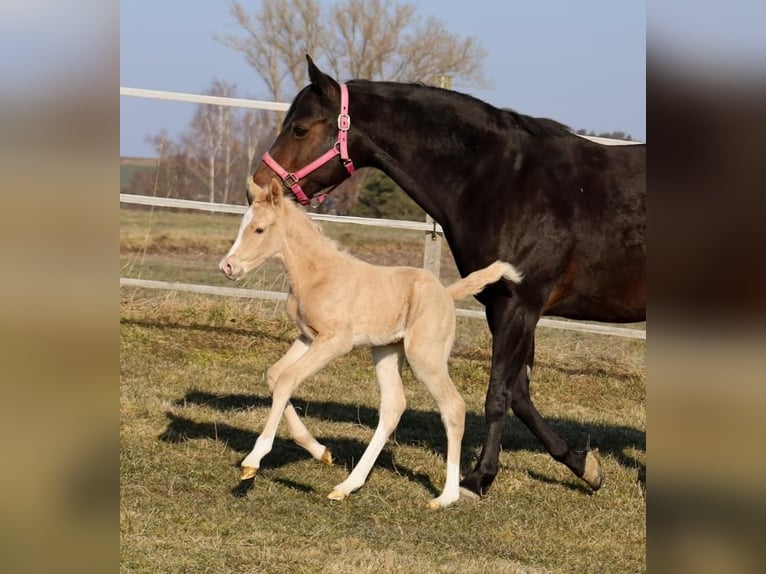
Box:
[121,157,157,191]
[120,204,646,572]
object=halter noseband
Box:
[262,83,355,206]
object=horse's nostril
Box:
[220,259,233,276]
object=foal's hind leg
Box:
[265,337,332,465]
[404,330,466,509]
[328,343,406,501]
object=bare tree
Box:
[237,109,273,181]
[131,131,193,200]
[325,0,486,88]
[184,80,237,203]
[217,0,326,130]
[219,0,487,94]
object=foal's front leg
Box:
[240,333,352,480]
[266,337,333,466]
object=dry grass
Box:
[120,292,645,573]
[120,207,645,572]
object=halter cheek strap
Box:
[262,83,355,206]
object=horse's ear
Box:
[306,54,339,100]
[268,178,283,207]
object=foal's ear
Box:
[268,178,283,207]
[306,54,339,100]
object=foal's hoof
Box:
[327,489,348,502]
[320,448,334,466]
[240,466,259,481]
[582,449,603,490]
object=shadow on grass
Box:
[160,411,437,498]
[120,317,294,343]
[160,390,645,492]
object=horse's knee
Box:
[484,391,510,422]
[265,367,279,394]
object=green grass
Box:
[120,292,645,573]
[121,158,157,191]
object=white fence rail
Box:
[119,193,442,232]
[120,277,645,340]
[120,87,645,340]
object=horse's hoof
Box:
[459,486,481,501]
[320,448,333,466]
[427,499,442,510]
[582,449,603,490]
[327,489,348,501]
[240,466,258,481]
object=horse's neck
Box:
[353,84,487,225]
[278,205,343,293]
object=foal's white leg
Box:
[241,334,350,479]
[266,337,332,464]
[405,340,466,509]
[328,344,406,501]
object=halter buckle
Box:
[337,113,351,131]
[283,173,299,188]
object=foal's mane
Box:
[347,79,573,139]
[281,195,343,253]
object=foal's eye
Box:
[254,227,264,234]
[291,124,309,138]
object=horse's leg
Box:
[405,334,466,509]
[506,326,602,491]
[266,337,332,465]
[240,334,351,480]
[460,299,601,496]
[328,343,406,501]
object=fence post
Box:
[423,214,442,278]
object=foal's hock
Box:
[220,179,522,508]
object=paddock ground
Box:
[120,288,645,573]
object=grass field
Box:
[120,206,646,573]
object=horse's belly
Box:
[545,293,645,323]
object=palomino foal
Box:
[219,179,522,508]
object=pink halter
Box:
[262,83,356,206]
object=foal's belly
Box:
[352,324,406,347]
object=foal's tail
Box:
[446,261,523,300]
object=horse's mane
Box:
[501,108,572,137]
[347,79,573,139]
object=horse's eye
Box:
[254,227,264,235]
[292,124,309,138]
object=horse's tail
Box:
[446,261,523,301]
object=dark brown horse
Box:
[250,56,645,497]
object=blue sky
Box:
[120,1,645,157]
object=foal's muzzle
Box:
[219,257,243,281]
